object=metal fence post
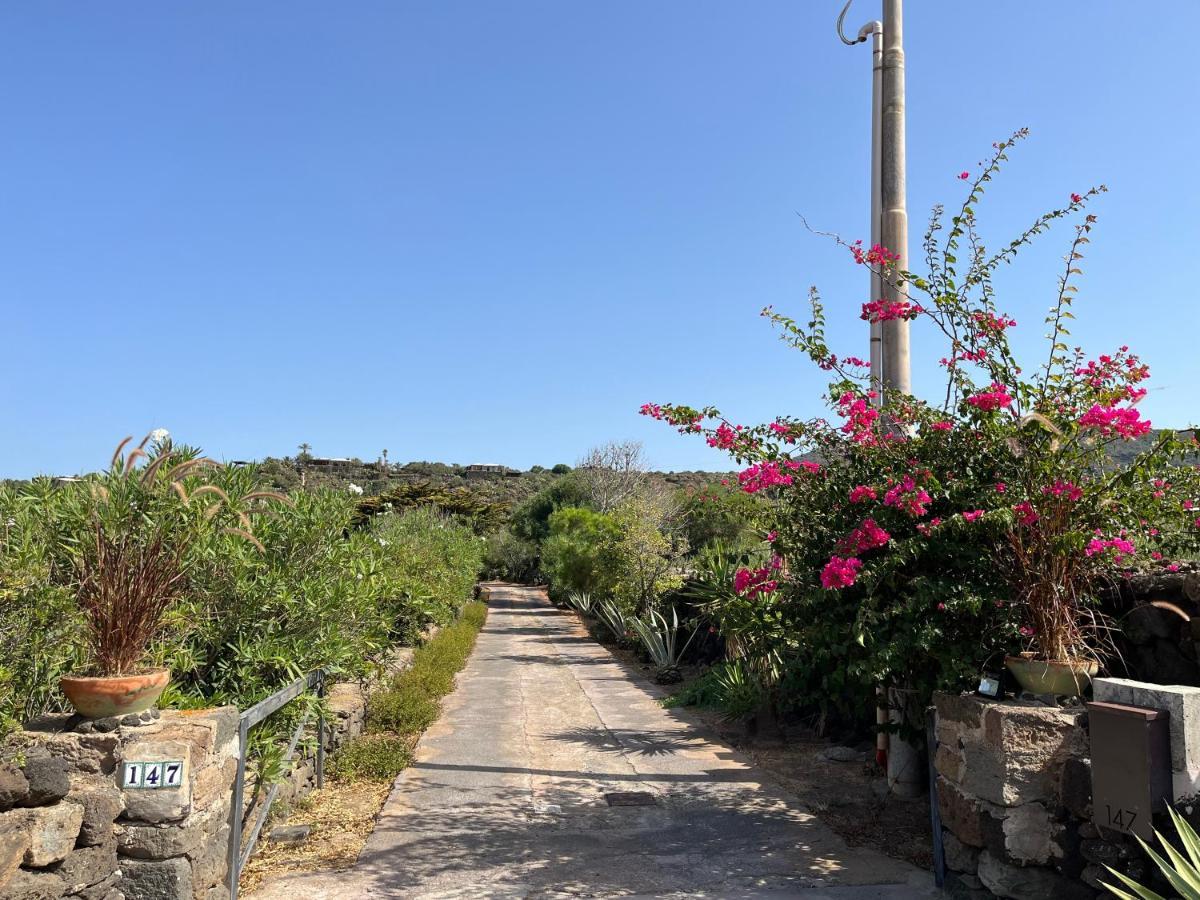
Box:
[316,670,326,789]
[228,717,249,900]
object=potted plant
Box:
[59,434,273,718]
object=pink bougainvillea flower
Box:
[929,421,953,432]
[849,485,878,504]
[883,475,932,517]
[1014,501,1039,526]
[994,482,1007,493]
[850,241,900,266]
[966,382,1014,413]
[861,298,922,323]
[1071,192,1083,203]
[1041,480,1083,502]
[1079,403,1152,439]
[836,518,891,555]
[820,555,863,590]
[962,510,985,522]
[958,171,970,180]
[1167,564,1181,572]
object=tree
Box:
[575,441,649,513]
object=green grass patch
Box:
[331,601,488,781]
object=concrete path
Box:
[253,585,937,899]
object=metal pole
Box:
[228,718,249,899]
[879,0,910,396]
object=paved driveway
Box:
[251,584,937,898]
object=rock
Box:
[21,757,71,807]
[1077,821,1099,839]
[269,824,311,846]
[73,871,123,900]
[117,798,227,860]
[38,732,120,776]
[22,802,84,867]
[54,839,117,892]
[119,856,193,900]
[0,811,31,889]
[1080,864,1107,890]
[0,764,30,811]
[1126,604,1180,643]
[191,758,236,811]
[965,703,1088,807]
[189,817,229,890]
[71,778,124,847]
[3,867,67,899]
[935,744,964,782]
[943,830,980,874]
[938,776,986,848]
[821,746,861,763]
[1060,756,1092,819]
[1080,837,1130,868]
[1002,802,1057,864]
[118,741,192,824]
[977,850,1093,900]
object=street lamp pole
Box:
[879,0,910,396]
[837,0,920,800]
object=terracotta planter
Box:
[59,668,170,719]
[1004,654,1097,696]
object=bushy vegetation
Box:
[334,602,488,781]
[0,443,485,738]
[643,132,1200,735]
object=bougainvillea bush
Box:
[644,131,1200,727]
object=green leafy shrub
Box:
[367,602,488,735]
[540,507,621,597]
[329,734,413,782]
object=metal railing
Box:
[228,670,326,900]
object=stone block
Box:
[39,732,121,777]
[118,798,228,860]
[0,764,30,811]
[54,839,118,893]
[1001,802,1058,864]
[938,776,985,847]
[191,758,236,812]
[269,824,310,847]
[960,703,1087,807]
[21,757,71,807]
[3,867,67,899]
[935,744,964,783]
[70,777,125,847]
[189,819,230,891]
[119,856,193,900]
[943,829,980,874]
[73,871,122,900]
[22,802,84,867]
[1093,677,1200,799]
[0,810,31,888]
[118,741,192,824]
[146,709,237,772]
[977,851,1092,900]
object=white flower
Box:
[347,483,364,495]
[149,428,170,444]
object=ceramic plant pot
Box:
[1004,654,1098,696]
[59,668,170,719]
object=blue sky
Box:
[2,2,1196,478]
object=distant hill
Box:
[251,455,733,507]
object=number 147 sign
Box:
[123,761,184,790]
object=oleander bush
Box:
[0,444,485,739]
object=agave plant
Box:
[566,590,595,616]
[1104,806,1200,899]
[629,606,701,684]
[594,598,630,643]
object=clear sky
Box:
[2,2,1196,478]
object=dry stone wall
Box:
[0,657,392,900]
[933,692,1157,900]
